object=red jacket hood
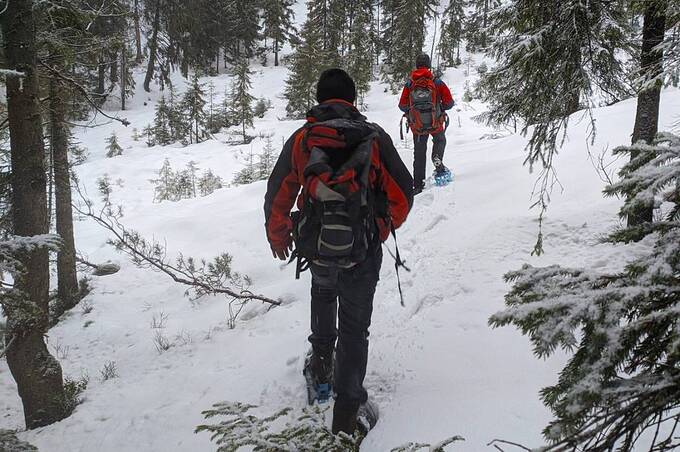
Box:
[411,68,433,79]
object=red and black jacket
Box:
[398,68,455,114]
[264,100,414,253]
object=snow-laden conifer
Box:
[490,132,680,450]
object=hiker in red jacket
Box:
[399,53,454,194]
[264,69,413,437]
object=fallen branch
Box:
[72,183,280,309]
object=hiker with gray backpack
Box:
[399,53,455,194]
[264,69,413,439]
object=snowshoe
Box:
[356,399,379,436]
[433,167,453,186]
[303,349,334,405]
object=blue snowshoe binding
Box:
[303,349,334,405]
[433,158,453,186]
[434,167,453,186]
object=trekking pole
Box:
[400,114,409,141]
[388,225,411,307]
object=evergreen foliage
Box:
[464,0,500,51]
[284,2,333,118]
[198,170,224,197]
[0,430,38,452]
[257,135,279,181]
[262,0,296,66]
[105,133,124,158]
[152,97,173,145]
[438,0,465,67]
[490,133,680,450]
[229,59,256,142]
[381,0,438,92]
[479,0,629,168]
[346,1,374,107]
[196,401,464,452]
[232,148,258,186]
[151,159,220,202]
[182,74,209,144]
[254,98,273,119]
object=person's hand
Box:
[272,242,293,261]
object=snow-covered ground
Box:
[3,21,680,452]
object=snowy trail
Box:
[2,52,680,450]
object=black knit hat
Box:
[416,53,431,68]
[316,68,356,104]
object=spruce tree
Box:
[284,2,333,118]
[152,158,177,202]
[232,148,257,185]
[439,0,465,67]
[381,0,438,92]
[167,86,189,144]
[1,0,69,428]
[222,0,260,64]
[465,0,500,51]
[257,135,279,180]
[105,133,124,158]
[491,133,680,450]
[182,74,209,144]
[346,0,374,107]
[262,0,296,66]
[198,169,223,196]
[152,96,172,145]
[229,58,256,142]
[478,0,629,253]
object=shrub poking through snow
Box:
[151,159,220,202]
[105,132,123,158]
[0,430,38,452]
[490,133,680,450]
[254,97,272,118]
[233,134,278,186]
[198,170,223,197]
[63,375,88,414]
[100,361,118,381]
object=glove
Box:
[271,237,293,261]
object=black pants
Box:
[413,131,447,189]
[309,249,382,408]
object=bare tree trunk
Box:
[144,0,161,92]
[134,0,143,64]
[109,51,119,85]
[121,45,127,111]
[274,38,279,67]
[1,0,68,429]
[50,76,79,311]
[628,0,667,227]
[96,55,106,100]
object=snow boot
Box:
[303,348,334,405]
[356,399,380,436]
[331,400,358,435]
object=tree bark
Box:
[628,0,667,227]
[50,76,79,310]
[1,0,68,429]
[144,0,161,92]
[109,51,119,84]
[134,0,143,64]
[274,37,279,67]
[96,55,106,100]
